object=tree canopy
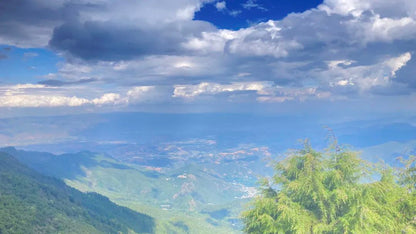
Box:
[242,140,416,233]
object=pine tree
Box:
[242,141,416,234]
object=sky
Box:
[0,0,415,119]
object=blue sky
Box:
[0,0,415,119]
[0,46,61,84]
[195,0,323,29]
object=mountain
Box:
[0,151,154,234]
[0,147,248,233]
[3,114,415,234]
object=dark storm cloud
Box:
[0,53,7,60]
[0,0,217,60]
[0,0,74,47]
[49,20,214,61]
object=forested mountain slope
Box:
[0,152,155,234]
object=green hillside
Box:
[0,152,155,234]
[0,147,245,233]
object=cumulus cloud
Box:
[92,93,122,105]
[322,52,412,91]
[127,86,155,99]
[0,84,160,107]
[183,20,302,57]
[184,0,416,59]
[1,0,416,111]
[0,84,101,107]
[0,95,90,107]
[181,0,416,99]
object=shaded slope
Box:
[0,152,155,234]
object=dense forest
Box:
[0,152,154,234]
[243,140,416,233]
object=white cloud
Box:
[47,0,416,106]
[336,80,354,86]
[2,84,51,96]
[319,0,370,17]
[215,1,226,11]
[0,95,90,107]
[176,5,200,21]
[242,0,267,11]
[173,82,273,98]
[229,10,242,17]
[0,84,166,108]
[347,15,416,44]
[324,52,412,90]
[127,86,155,97]
[172,82,331,103]
[127,86,156,102]
[0,84,150,107]
[7,84,47,90]
[182,30,234,54]
[0,92,127,108]
[386,52,412,77]
[183,20,302,57]
[174,61,193,69]
[2,0,416,112]
[183,0,416,59]
[320,0,416,18]
[370,16,416,41]
[92,93,123,105]
[327,60,355,69]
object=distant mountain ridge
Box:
[0,151,155,234]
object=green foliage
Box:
[0,152,155,234]
[242,140,416,234]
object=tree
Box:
[242,141,416,234]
